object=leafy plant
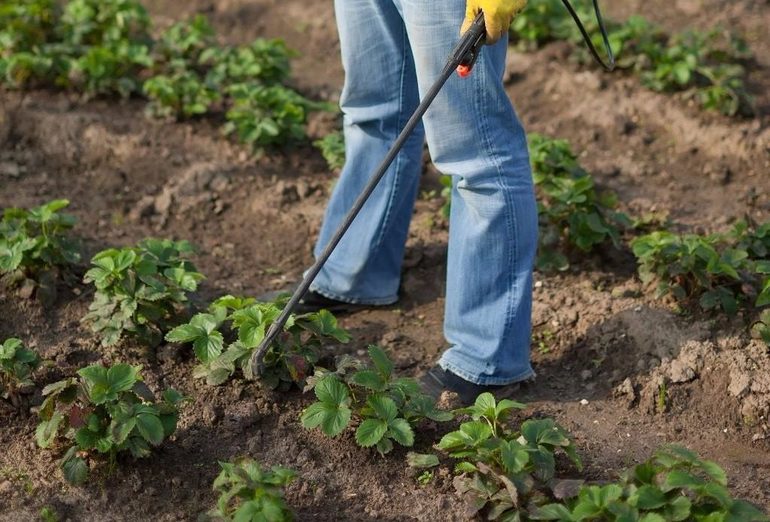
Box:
[532,445,769,521]
[65,40,152,97]
[201,38,294,88]
[0,338,40,404]
[224,83,318,148]
[631,220,770,316]
[143,69,221,119]
[425,393,582,520]
[529,133,631,271]
[301,345,452,455]
[58,0,151,47]
[39,506,59,522]
[0,199,80,299]
[35,363,184,484]
[313,131,345,172]
[82,239,204,347]
[154,14,215,64]
[166,295,351,390]
[511,1,754,115]
[0,0,58,54]
[208,458,296,522]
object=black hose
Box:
[560,0,616,71]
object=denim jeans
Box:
[311,0,538,385]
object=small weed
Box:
[657,381,668,413]
[40,506,59,522]
[416,470,433,486]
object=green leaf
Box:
[61,454,89,485]
[661,470,704,492]
[640,514,666,522]
[500,440,529,474]
[301,309,351,343]
[406,452,439,469]
[355,419,388,447]
[107,364,140,393]
[300,401,351,438]
[367,345,393,378]
[699,459,728,485]
[668,495,692,521]
[136,413,165,445]
[530,503,574,521]
[314,376,349,406]
[633,485,667,509]
[349,370,386,391]
[727,500,769,522]
[74,427,101,450]
[367,394,398,422]
[36,411,64,448]
[387,418,414,447]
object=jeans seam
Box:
[476,59,518,376]
[370,24,409,254]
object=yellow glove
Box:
[461,0,527,45]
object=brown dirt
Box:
[1,0,769,520]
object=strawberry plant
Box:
[511,0,582,49]
[208,458,296,522]
[35,363,184,484]
[224,83,318,148]
[301,345,452,455]
[200,38,294,88]
[419,393,581,520]
[0,338,40,405]
[529,133,631,271]
[532,445,769,521]
[143,69,221,119]
[0,199,80,300]
[166,295,351,390]
[65,40,152,97]
[0,0,62,88]
[313,131,345,172]
[154,14,215,64]
[58,0,150,47]
[82,239,204,347]
[0,0,58,53]
[512,1,754,115]
[631,220,770,316]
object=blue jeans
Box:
[311,0,538,385]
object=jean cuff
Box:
[309,284,399,307]
[438,355,536,386]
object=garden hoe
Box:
[251,1,616,376]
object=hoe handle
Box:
[251,13,487,376]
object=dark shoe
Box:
[419,365,521,405]
[258,287,378,315]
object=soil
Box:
[1,0,770,520]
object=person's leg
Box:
[399,0,538,385]
[310,0,424,305]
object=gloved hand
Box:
[461,0,527,45]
